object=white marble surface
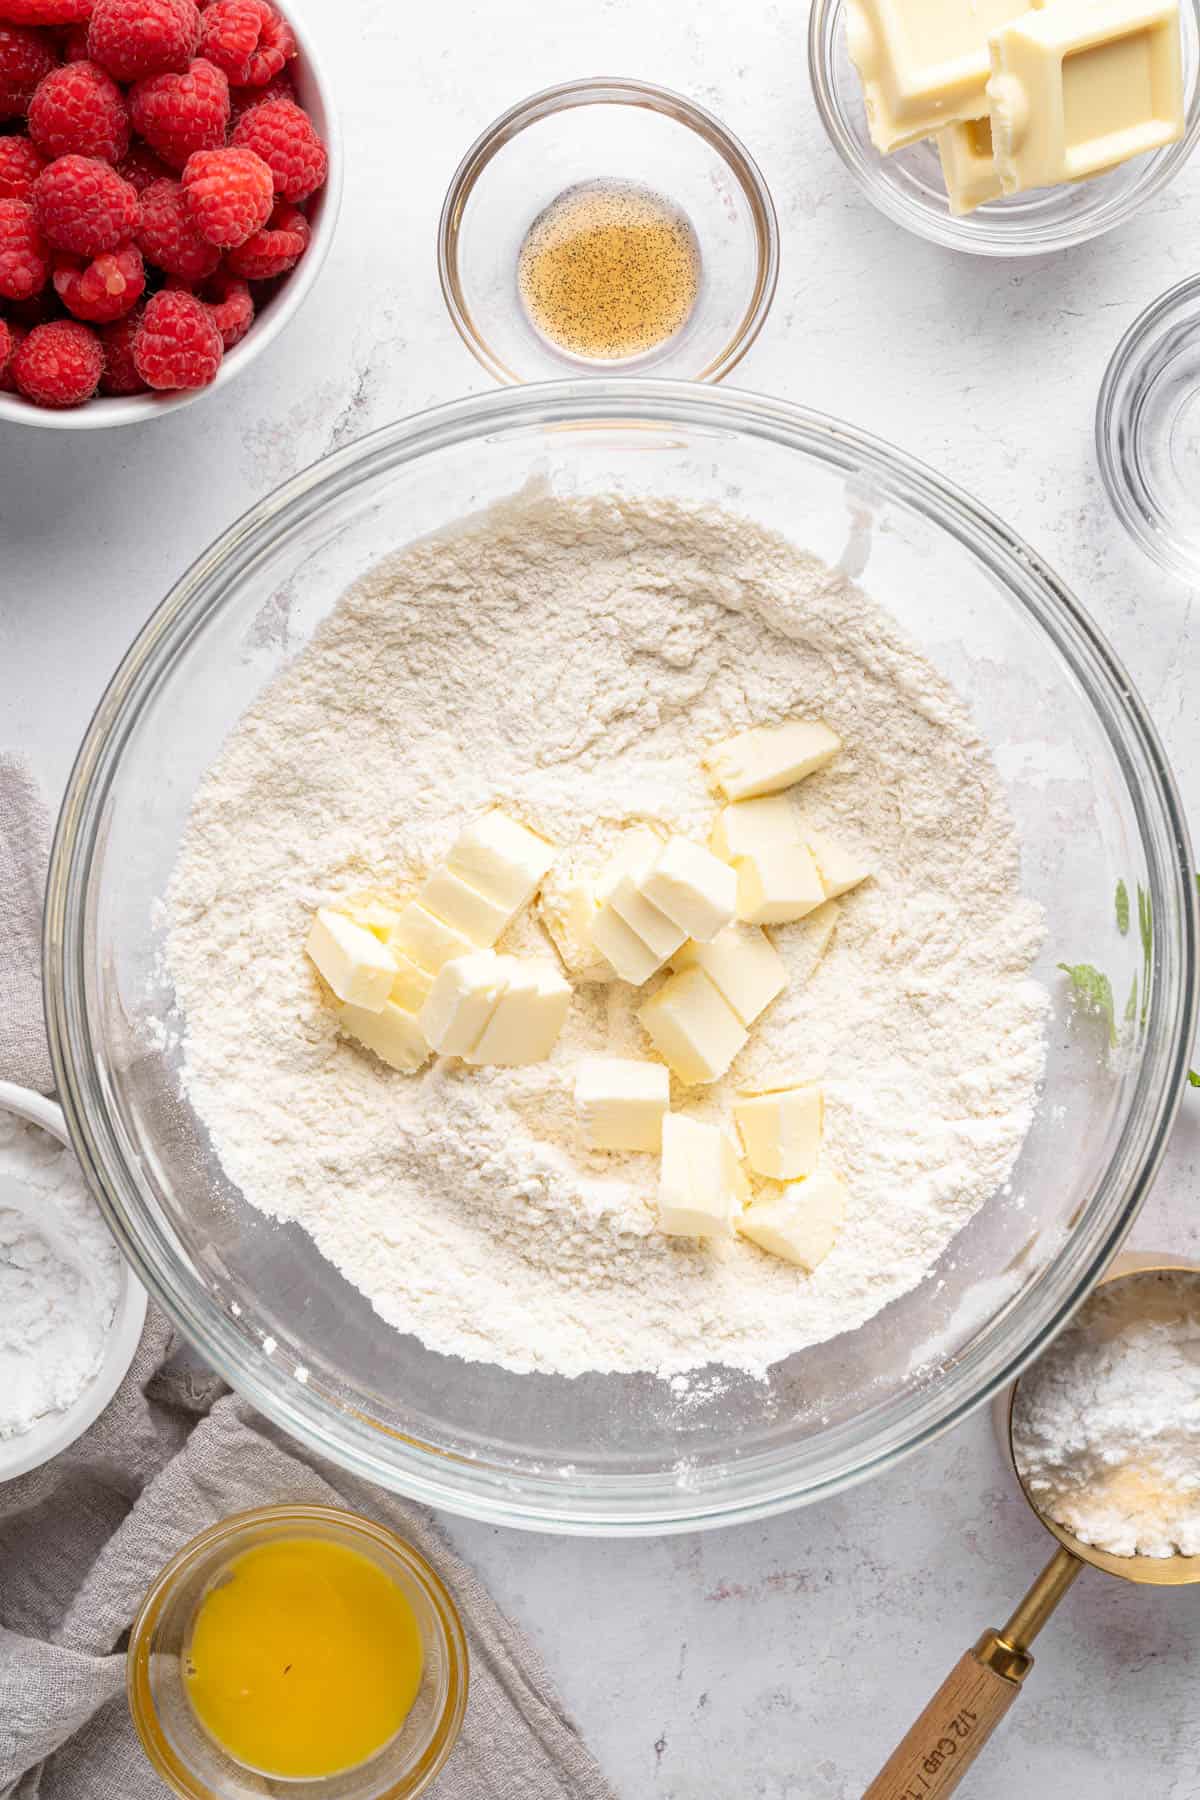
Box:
[2,1,1200,1793]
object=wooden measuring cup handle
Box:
[862,1546,1082,1799]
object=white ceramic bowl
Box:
[0,1079,147,1482]
[0,6,342,431]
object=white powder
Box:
[1013,1271,1200,1558]
[166,490,1046,1379]
[0,1111,122,1439]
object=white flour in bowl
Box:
[166,489,1047,1379]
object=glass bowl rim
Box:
[126,1502,469,1800]
[44,376,1199,1534]
[436,75,781,383]
[807,0,1200,257]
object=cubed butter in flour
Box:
[735,843,826,926]
[657,1113,749,1238]
[703,720,841,802]
[738,1169,848,1271]
[388,948,435,1015]
[446,810,557,917]
[575,1057,670,1152]
[419,865,512,947]
[537,877,608,981]
[467,959,571,1066]
[641,835,738,943]
[671,923,787,1026]
[336,998,430,1075]
[594,824,666,902]
[608,874,689,961]
[733,1082,824,1181]
[420,950,510,1057]
[307,908,397,1011]
[638,966,748,1086]
[590,904,666,986]
[390,900,477,974]
[805,828,870,901]
[710,793,799,863]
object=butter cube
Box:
[658,1114,749,1238]
[575,1057,670,1152]
[336,999,430,1074]
[641,836,737,943]
[735,844,826,926]
[671,924,787,1027]
[845,0,1030,153]
[988,0,1184,193]
[307,908,397,1011]
[710,793,799,862]
[608,874,689,961]
[805,829,870,901]
[419,865,512,947]
[738,1170,848,1272]
[734,1083,824,1181]
[590,904,666,986]
[446,810,556,916]
[537,878,608,981]
[388,948,435,1015]
[390,900,476,974]
[638,966,748,1086]
[420,950,510,1057]
[593,824,666,902]
[937,116,1003,214]
[467,959,571,1066]
[338,892,406,938]
[703,719,841,802]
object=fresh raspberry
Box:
[33,152,137,254]
[87,0,199,82]
[0,194,47,296]
[136,173,218,277]
[133,284,220,386]
[181,142,269,246]
[231,96,323,201]
[0,316,25,386]
[223,194,302,277]
[198,0,291,86]
[58,19,88,55]
[28,60,129,161]
[98,300,144,389]
[52,237,142,318]
[0,133,45,198]
[10,314,101,404]
[198,261,249,344]
[0,23,55,118]
[129,57,229,169]
[117,137,171,191]
[0,312,10,373]
[0,1,93,23]
[228,63,289,120]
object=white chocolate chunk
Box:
[845,0,1029,153]
[703,719,841,801]
[937,116,1003,215]
[590,903,666,986]
[445,810,556,915]
[658,1114,749,1238]
[804,829,870,901]
[537,877,609,981]
[735,844,826,926]
[738,1169,848,1272]
[420,950,510,1057]
[388,948,434,1015]
[467,960,571,1066]
[641,836,738,943]
[671,924,787,1026]
[419,865,512,947]
[638,966,748,1086]
[336,999,430,1074]
[307,908,397,1011]
[390,900,476,974]
[594,824,666,903]
[710,793,799,862]
[575,1057,670,1152]
[988,0,1184,193]
[734,1083,824,1181]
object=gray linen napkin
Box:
[0,743,615,1800]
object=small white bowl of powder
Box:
[0,1081,146,1483]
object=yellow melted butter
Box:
[184,1536,424,1779]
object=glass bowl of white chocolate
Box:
[44,380,1197,1532]
[809,0,1200,254]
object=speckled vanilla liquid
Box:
[517,179,701,361]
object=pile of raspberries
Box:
[0,0,327,407]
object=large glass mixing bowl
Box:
[45,382,1197,1534]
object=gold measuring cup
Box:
[864,1254,1200,1800]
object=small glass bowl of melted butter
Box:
[438,77,779,383]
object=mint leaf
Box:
[1189,1069,1200,1088]
[1115,880,1130,934]
[1058,962,1117,1048]
[1124,973,1138,1024]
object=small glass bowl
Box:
[437,77,779,382]
[808,0,1200,255]
[1096,274,1200,582]
[127,1505,468,1800]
